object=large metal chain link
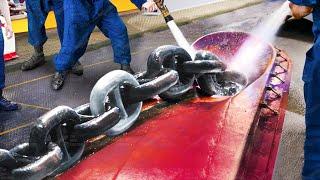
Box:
[135,45,195,101]
[0,45,243,179]
[0,142,63,180]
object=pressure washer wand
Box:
[154,0,195,58]
[154,0,174,23]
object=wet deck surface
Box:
[0,1,312,179]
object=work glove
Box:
[142,0,158,12]
[289,2,313,19]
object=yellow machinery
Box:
[12,0,138,33]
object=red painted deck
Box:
[58,32,292,180]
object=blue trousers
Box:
[26,0,64,46]
[54,0,131,71]
[0,29,5,90]
[302,48,320,179]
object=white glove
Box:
[142,0,158,12]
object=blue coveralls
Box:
[290,0,320,179]
[26,0,64,46]
[0,28,4,90]
[54,0,146,71]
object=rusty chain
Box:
[0,45,238,179]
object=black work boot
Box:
[51,71,68,90]
[21,46,45,71]
[71,61,84,76]
[120,64,135,74]
[0,90,19,111]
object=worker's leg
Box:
[21,0,51,71]
[26,0,48,47]
[54,25,94,72]
[0,29,18,111]
[97,4,133,73]
[52,0,95,90]
[50,0,64,44]
[302,54,320,179]
[0,30,4,91]
[50,0,84,75]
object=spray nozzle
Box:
[154,0,173,22]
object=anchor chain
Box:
[0,45,240,179]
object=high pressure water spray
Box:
[153,0,195,57]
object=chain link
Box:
[0,45,244,179]
[0,142,63,180]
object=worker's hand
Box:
[142,0,158,12]
[5,26,13,39]
[289,2,313,19]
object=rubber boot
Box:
[120,64,135,74]
[21,46,45,71]
[51,71,68,90]
[72,61,84,76]
[0,90,19,111]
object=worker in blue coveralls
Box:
[21,0,83,75]
[51,0,157,90]
[0,1,19,111]
[289,1,320,179]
